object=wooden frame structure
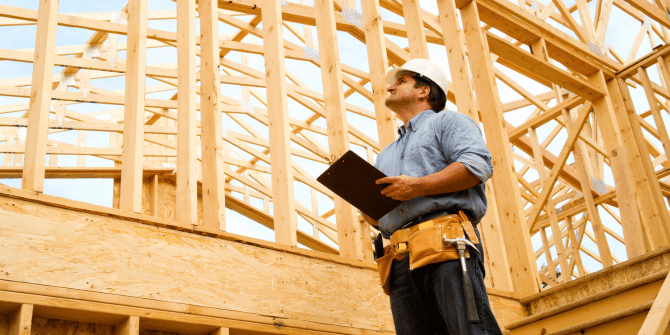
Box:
[1,0,670,331]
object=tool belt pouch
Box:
[375,246,394,295]
[407,223,465,271]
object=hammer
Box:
[443,236,480,323]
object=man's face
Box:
[385,73,425,111]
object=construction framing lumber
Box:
[199,0,227,229]
[264,0,299,246]
[3,0,670,325]
[21,0,58,193]
[119,0,148,213]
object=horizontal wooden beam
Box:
[0,167,175,178]
[485,32,605,101]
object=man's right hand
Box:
[361,212,379,227]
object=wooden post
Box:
[360,0,397,148]
[120,0,148,213]
[459,0,539,295]
[176,0,198,225]
[211,328,229,335]
[611,78,670,249]
[401,0,430,58]
[151,174,159,217]
[611,145,648,257]
[115,317,139,335]
[22,0,58,192]
[263,0,299,246]
[315,0,365,259]
[589,72,646,258]
[8,304,32,335]
[199,0,227,230]
[479,180,513,291]
[436,0,478,120]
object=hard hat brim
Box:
[386,67,413,86]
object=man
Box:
[361,59,503,334]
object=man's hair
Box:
[397,70,447,112]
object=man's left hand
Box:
[376,175,424,201]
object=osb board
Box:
[113,176,205,225]
[0,196,394,332]
[527,248,670,314]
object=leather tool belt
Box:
[375,211,479,295]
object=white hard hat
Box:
[386,58,449,98]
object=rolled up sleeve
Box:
[440,114,493,183]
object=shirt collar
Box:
[397,109,436,137]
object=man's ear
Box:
[418,85,431,100]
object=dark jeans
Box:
[388,227,503,335]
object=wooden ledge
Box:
[506,269,668,330]
[520,244,670,304]
[547,300,653,335]
[486,288,524,300]
[0,183,376,271]
[0,279,394,334]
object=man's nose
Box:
[387,85,395,92]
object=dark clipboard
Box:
[316,150,402,221]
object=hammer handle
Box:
[458,247,480,324]
[462,269,480,323]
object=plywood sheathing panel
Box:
[0,196,393,332]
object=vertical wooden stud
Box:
[120,0,148,213]
[8,304,33,335]
[151,174,159,217]
[436,0,478,120]
[479,180,513,291]
[176,0,198,225]
[589,72,645,257]
[360,0,397,148]
[459,0,538,295]
[315,0,364,259]
[199,0,227,230]
[611,145,648,258]
[22,0,59,192]
[401,0,430,58]
[115,316,139,335]
[612,78,670,248]
[263,0,299,246]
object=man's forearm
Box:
[416,162,481,196]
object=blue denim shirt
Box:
[374,109,493,238]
